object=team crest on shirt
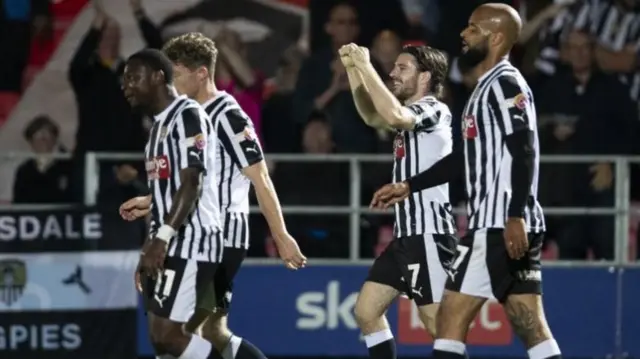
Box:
[513,93,527,110]
[146,155,171,180]
[194,133,206,149]
[182,133,206,149]
[394,133,405,158]
[462,115,478,139]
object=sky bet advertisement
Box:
[137,265,640,358]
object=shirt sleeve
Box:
[489,75,532,136]
[217,108,264,169]
[172,106,207,172]
[404,98,445,131]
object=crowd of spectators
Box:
[4,0,640,260]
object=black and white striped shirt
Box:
[393,96,456,237]
[535,0,596,75]
[203,92,264,250]
[145,95,223,262]
[590,0,640,100]
[461,60,545,233]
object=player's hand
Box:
[370,182,410,209]
[140,239,167,279]
[504,217,528,259]
[274,234,307,270]
[338,44,355,68]
[119,196,151,221]
[589,163,613,191]
[350,45,371,68]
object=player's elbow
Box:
[243,161,270,188]
[384,108,413,130]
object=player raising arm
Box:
[340,43,462,359]
[372,4,560,359]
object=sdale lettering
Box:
[0,214,101,241]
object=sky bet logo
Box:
[295,281,358,330]
[397,297,512,345]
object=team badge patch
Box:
[513,93,527,110]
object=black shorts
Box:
[210,247,246,312]
[445,229,544,302]
[142,256,218,322]
[366,233,457,306]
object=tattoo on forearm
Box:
[505,301,548,347]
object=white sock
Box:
[433,339,466,355]
[222,335,242,359]
[178,334,214,359]
[363,329,394,348]
[528,339,561,359]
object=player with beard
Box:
[370,4,559,359]
[339,43,461,359]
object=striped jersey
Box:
[392,96,456,237]
[461,59,545,233]
[145,95,223,262]
[590,0,640,100]
[203,92,264,250]
[535,0,596,75]
[536,0,640,99]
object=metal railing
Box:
[82,152,639,263]
[2,152,639,264]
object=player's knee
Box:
[417,303,438,337]
[354,296,380,327]
[149,318,186,354]
[436,291,484,339]
[201,312,232,351]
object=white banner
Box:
[0,251,139,311]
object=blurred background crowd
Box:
[1,0,639,261]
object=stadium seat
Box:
[0,92,20,127]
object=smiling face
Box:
[389,53,422,102]
[122,60,156,109]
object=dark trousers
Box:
[557,167,615,260]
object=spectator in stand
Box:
[293,1,381,153]
[13,115,70,204]
[261,46,305,153]
[215,27,266,144]
[371,30,402,87]
[592,0,640,102]
[537,30,638,260]
[398,0,440,42]
[67,0,161,202]
[523,0,590,87]
[265,112,350,257]
[0,0,51,93]
[369,30,403,151]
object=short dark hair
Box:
[162,32,218,72]
[401,45,448,99]
[24,115,58,141]
[127,48,174,84]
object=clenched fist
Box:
[339,43,370,68]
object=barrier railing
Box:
[2,152,639,263]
